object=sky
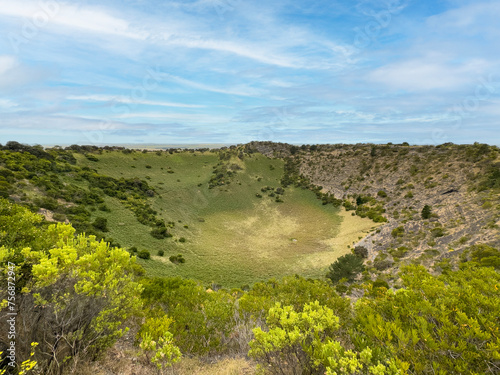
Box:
[0,0,499,146]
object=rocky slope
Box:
[247,141,500,274]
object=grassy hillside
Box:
[74,150,375,286]
[0,143,375,287]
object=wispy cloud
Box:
[159,74,266,97]
[67,94,206,108]
[368,57,492,91]
[0,1,142,39]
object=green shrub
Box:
[137,315,181,370]
[92,216,109,232]
[169,254,185,264]
[421,204,432,219]
[249,301,398,375]
[0,200,142,374]
[389,246,409,259]
[98,204,111,212]
[138,250,151,259]
[52,213,66,222]
[150,226,171,239]
[355,264,500,374]
[461,244,500,269]
[141,277,235,355]
[373,259,393,271]
[353,245,368,258]
[391,226,404,237]
[431,227,446,238]
[377,190,388,198]
[157,249,165,256]
[85,154,99,162]
[326,254,365,284]
[372,279,390,289]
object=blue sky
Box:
[0,0,499,146]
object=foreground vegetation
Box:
[1,199,499,374]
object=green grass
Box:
[76,150,376,287]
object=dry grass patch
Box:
[175,356,256,375]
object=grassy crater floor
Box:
[76,150,377,287]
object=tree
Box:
[421,205,432,219]
[326,254,365,284]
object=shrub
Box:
[141,277,236,355]
[391,226,404,237]
[421,204,432,219]
[138,250,151,259]
[249,301,398,375]
[0,200,142,374]
[326,254,365,284]
[461,244,500,269]
[377,190,388,198]
[353,245,368,258]
[373,259,393,271]
[52,213,66,222]
[169,254,185,264]
[150,226,171,239]
[431,227,446,238]
[389,246,409,259]
[98,203,111,212]
[178,237,186,243]
[85,154,99,162]
[138,315,181,370]
[372,279,390,289]
[157,249,165,256]
[92,216,109,232]
[356,195,370,206]
[355,264,500,374]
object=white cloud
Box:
[0,98,18,109]
[368,57,491,91]
[67,94,206,108]
[166,37,301,69]
[0,1,144,39]
[0,114,126,131]
[0,55,17,76]
[427,1,500,33]
[160,74,266,97]
[0,1,352,70]
[114,112,229,123]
